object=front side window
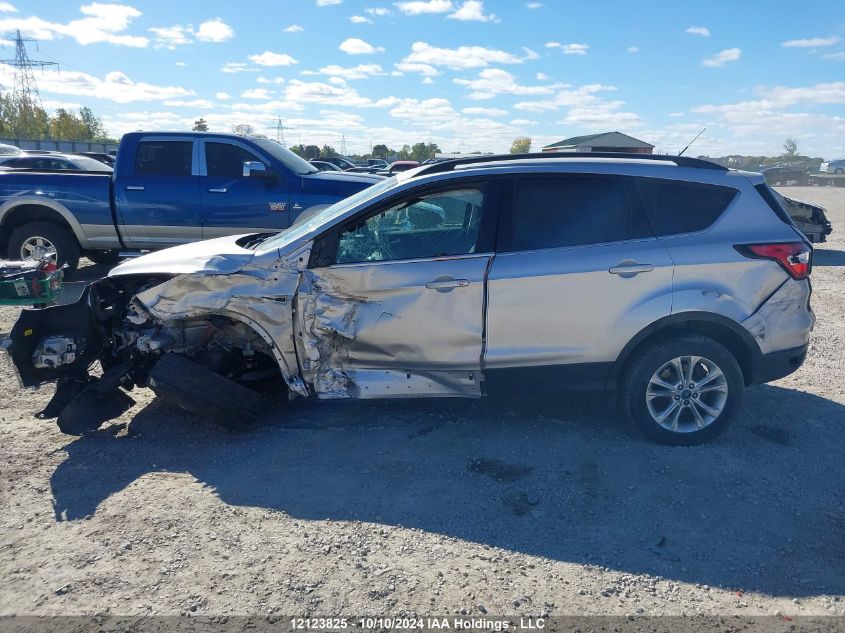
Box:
[134,140,192,177]
[335,187,485,264]
[205,142,262,178]
[499,175,651,252]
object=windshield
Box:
[257,176,398,253]
[251,138,318,175]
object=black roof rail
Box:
[416,151,728,177]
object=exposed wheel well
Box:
[0,205,78,254]
[611,316,757,390]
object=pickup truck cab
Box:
[0,132,381,273]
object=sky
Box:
[0,0,844,158]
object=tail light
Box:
[736,242,812,279]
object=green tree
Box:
[372,143,389,158]
[289,144,306,157]
[783,137,798,157]
[320,145,337,158]
[192,118,209,132]
[49,108,88,140]
[232,123,254,136]
[79,107,108,141]
[510,136,532,154]
[304,145,321,159]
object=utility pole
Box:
[339,134,347,156]
[1,30,58,137]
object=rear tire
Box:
[148,353,266,431]
[7,221,80,276]
[619,335,744,445]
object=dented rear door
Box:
[294,181,495,399]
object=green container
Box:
[0,269,64,306]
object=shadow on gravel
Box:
[813,249,845,267]
[49,383,845,598]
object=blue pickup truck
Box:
[0,132,381,273]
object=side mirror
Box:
[243,161,275,179]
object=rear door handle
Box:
[425,278,470,291]
[125,185,144,191]
[608,262,654,276]
[208,188,228,193]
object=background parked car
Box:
[376,160,421,175]
[820,159,845,174]
[762,166,809,186]
[0,153,113,171]
[0,143,21,155]
[366,158,389,169]
[77,152,115,167]
[319,156,359,170]
[309,160,342,171]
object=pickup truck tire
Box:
[8,221,80,276]
[148,353,267,431]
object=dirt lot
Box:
[1,186,844,619]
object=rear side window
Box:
[205,142,262,178]
[637,179,736,236]
[755,184,795,226]
[498,175,652,252]
[134,141,192,176]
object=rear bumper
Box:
[751,343,809,385]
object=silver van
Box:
[5,153,815,445]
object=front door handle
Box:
[425,277,470,291]
[608,261,654,277]
[208,188,228,193]
[125,185,144,191]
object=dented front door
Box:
[294,183,492,399]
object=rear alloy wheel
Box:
[8,221,80,276]
[620,335,744,445]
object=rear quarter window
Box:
[636,179,737,236]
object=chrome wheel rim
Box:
[20,236,58,262]
[646,355,729,433]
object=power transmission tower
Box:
[1,30,58,113]
[339,134,347,156]
[275,118,291,147]
[1,30,58,138]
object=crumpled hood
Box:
[109,234,256,277]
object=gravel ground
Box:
[1,186,843,619]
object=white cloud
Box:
[195,18,233,42]
[350,15,372,23]
[249,51,298,66]
[701,48,741,67]
[510,118,537,125]
[536,72,549,80]
[782,36,839,48]
[0,63,192,103]
[462,106,507,116]
[221,62,258,73]
[627,46,639,53]
[823,51,845,61]
[257,76,286,84]
[546,41,589,55]
[448,1,497,22]
[0,3,16,12]
[685,26,710,37]
[394,61,440,76]
[395,0,453,15]
[454,68,555,99]
[513,83,622,113]
[339,37,384,54]
[284,24,304,32]
[525,2,543,7]
[402,41,532,70]
[0,3,149,47]
[164,98,215,108]
[216,91,232,100]
[241,88,273,99]
[365,7,391,15]
[422,76,434,84]
[149,25,192,49]
[283,79,396,108]
[317,0,343,5]
[304,63,386,80]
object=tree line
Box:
[0,93,112,142]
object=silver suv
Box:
[5,153,814,445]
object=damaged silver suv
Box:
[4,153,815,445]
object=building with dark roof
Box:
[542,132,654,154]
